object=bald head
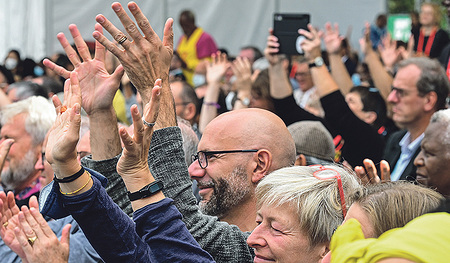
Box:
[203,108,296,171]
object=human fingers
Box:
[380,160,391,182]
[56,32,82,67]
[21,207,45,240]
[162,18,174,53]
[334,23,340,35]
[51,94,63,115]
[94,23,106,62]
[29,206,54,239]
[6,192,19,217]
[42,59,71,79]
[127,2,155,41]
[130,104,144,146]
[68,71,82,108]
[142,79,161,129]
[363,159,380,184]
[354,166,369,185]
[112,2,143,44]
[95,14,130,53]
[14,225,33,255]
[68,24,92,62]
[60,224,71,246]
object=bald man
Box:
[189,109,296,231]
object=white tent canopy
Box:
[0,0,386,62]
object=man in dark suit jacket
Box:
[384,57,449,181]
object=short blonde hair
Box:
[353,181,444,237]
[256,165,361,247]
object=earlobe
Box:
[295,154,307,166]
[251,150,272,183]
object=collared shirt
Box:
[390,132,424,181]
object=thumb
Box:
[112,64,125,85]
[60,224,72,246]
[0,139,14,167]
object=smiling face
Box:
[247,203,325,263]
[187,116,255,218]
[414,121,450,196]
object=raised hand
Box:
[46,72,82,176]
[323,22,344,55]
[92,2,174,105]
[206,52,229,84]
[354,159,390,185]
[264,29,282,65]
[359,22,373,55]
[43,24,124,116]
[231,56,252,91]
[14,196,70,263]
[299,24,323,60]
[378,33,401,69]
[117,79,162,191]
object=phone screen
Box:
[273,13,310,55]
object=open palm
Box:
[43,24,123,115]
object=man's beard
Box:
[1,149,37,191]
[199,166,252,218]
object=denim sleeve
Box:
[134,198,215,263]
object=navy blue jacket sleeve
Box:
[134,198,215,263]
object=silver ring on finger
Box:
[142,118,155,128]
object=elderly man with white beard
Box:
[0,96,55,207]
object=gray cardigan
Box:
[81,126,254,263]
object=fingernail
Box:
[75,105,80,115]
[113,5,121,12]
[129,3,136,10]
[96,15,105,23]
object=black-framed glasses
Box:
[192,150,258,169]
[41,152,46,166]
[310,165,347,218]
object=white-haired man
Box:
[0,96,55,206]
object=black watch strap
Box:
[127,180,164,201]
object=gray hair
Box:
[178,116,199,166]
[7,81,48,101]
[256,164,361,247]
[0,96,56,146]
[397,57,450,110]
[430,109,450,147]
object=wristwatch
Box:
[308,57,324,68]
[127,180,164,201]
[236,97,250,106]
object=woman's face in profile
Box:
[247,203,326,263]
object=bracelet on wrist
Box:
[60,171,92,195]
[203,101,221,109]
[127,180,164,201]
[54,167,85,183]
